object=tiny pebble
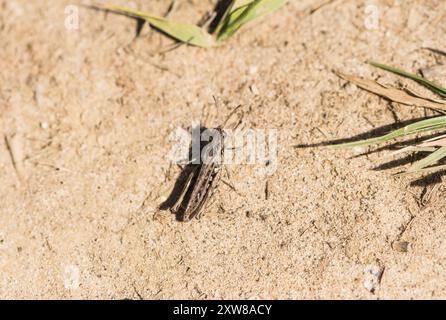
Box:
[363,265,383,293]
[248,65,258,75]
[392,241,409,253]
[352,146,365,155]
[250,84,259,96]
[345,82,357,94]
[266,90,277,99]
[63,265,80,290]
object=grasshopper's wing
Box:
[188,166,223,221]
[171,165,199,212]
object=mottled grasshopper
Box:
[171,105,241,222]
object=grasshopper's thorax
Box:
[200,127,225,166]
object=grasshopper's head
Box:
[200,128,225,166]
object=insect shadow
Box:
[158,162,198,221]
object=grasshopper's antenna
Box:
[212,96,244,129]
[212,95,221,121]
[222,104,243,129]
[202,101,211,127]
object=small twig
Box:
[4,134,23,182]
[309,0,339,15]
[164,0,177,17]
[265,180,269,200]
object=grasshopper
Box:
[171,104,242,222]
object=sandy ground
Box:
[1,0,446,299]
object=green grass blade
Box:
[105,5,215,47]
[218,0,264,41]
[333,116,446,149]
[407,146,446,173]
[368,61,446,97]
[217,0,288,41]
[214,0,238,36]
[399,163,446,175]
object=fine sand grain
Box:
[1,0,446,299]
